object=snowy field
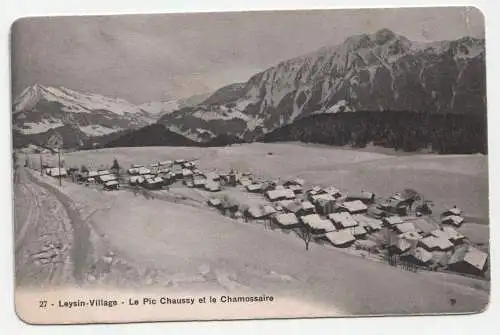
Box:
[19,142,490,315]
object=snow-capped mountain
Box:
[13,84,158,137]
[158,29,486,142]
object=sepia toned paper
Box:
[10,7,489,324]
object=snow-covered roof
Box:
[398,231,422,241]
[324,186,341,196]
[353,214,383,230]
[311,193,336,203]
[409,247,433,264]
[246,183,263,191]
[328,212,358,228]
[129,176,144,183]
[88,171,99,177]
[419,236,454,251]
[444,207,462,216]
[340,200,368,213]
[100,174,117,182]
[392,238,411,253]
[301,214,335,232]
[301,201,315,211]
[137,167,152,175]
[383,216,404,225]
[205,181,221,191]
[394,221,417,234]
[266,189,296,201]
[146,177,163,184]
[205,172,220,180]
[159,161,172,166]
[325,230,355,246]
[182,169,193,176]
[104,180,119,186]
[208,198,222,207]
[431,227,465,242]
[442,215,464,226]
[275,213,299,227]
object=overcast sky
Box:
[11,7,484,104]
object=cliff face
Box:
[159,30,485,142]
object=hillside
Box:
[104,123,199,148]
[259,111,487,154]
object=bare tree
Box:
[298,226,312,251]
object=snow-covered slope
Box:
[12,85,160,146]
[158,29,486,142]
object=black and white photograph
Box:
[10,7,489,324]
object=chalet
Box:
[150,162,160,168]
[353,214,383,232]
[137,167,152,175]
[398,231,422,242]
[239,177,253,187]
[273,213,300,229]
[389,238,412,254]
[193,177,207,188]
[401,247,433,266]
[97,173,117,184]
[311,193,336,215]
[346,190,375,204]
[97,170,111,176]
[383,216,404,226]
[205,180,221,192]
[144,177,163,189]
[430,227,465,245]
[301,201,316,215]
[284,178,305,187]
[443,207,462,217]
[338,200,368,214]
[131,164,143,168]
[378,198,407,215]
[88,171,99,179]
[49,167,68,177]
[281,201,303,215]
[324,230,356,248]
[184,180,194,188]
[182,161,194,169]
[287,184,303,194]
[182,169,194,178]
[367,206,386,219]
[159,160,172,166]
[418,236,454,252]
[247,205,275,220]
[129,176,145,185]
[207,198,222,208]
[266,189,296,202]
[411,218,438,235]
[349,225,368,238]
[103,180,119,190]
[328,212,358,230]
[441,215,464,227]
[87,177,96,183]
[246,183,264,193]
[324,186,342,198]
[141,174,155,181]
[174,159,186,164]
[301,214,335,234]
[204,172,220,181]
[447,245,488,277]
[393,221,417,234]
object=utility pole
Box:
[58,149,62,186]
[40,153,43,176]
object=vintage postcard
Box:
[10,7,489,324]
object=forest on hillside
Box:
[259,111,487,154]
